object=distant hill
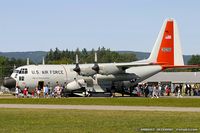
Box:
[0,51,47,64]
[0,51,192,64]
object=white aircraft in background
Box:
[3,18,188,96]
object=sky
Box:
[0,0,200,55]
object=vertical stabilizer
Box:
[148,19,184,66]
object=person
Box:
[43,85,49,98]
[23,86,27,98]
[158,83,162,97]
[188,84,192,96]
[144,84,149,97]
[57,86,61,98]
[45,85,49,97]
[43,86,46,97]
[26,87,29,97]
[36,86,40,98]
[54,83,60,98]
[121,85,125,97]
[165,85,170,96]
[185,84,189,95]
[15,86,19,98]
[177,87,183,98]
[151,85,159,98]
[111,84,115,97]
[49,86,53,97]
[155,85,159,98]
[175,85,179,96]
[32,89,35,98]
[179,84,183,96]
[198,89,200,96]
[151,85,155,98]
[148,85,153,97]
[61,84,65,97]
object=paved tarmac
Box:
[0,104,200,112]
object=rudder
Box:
[148,19,184,66]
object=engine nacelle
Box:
[80,67,97,76]
[66,79,86,91]
[98,65,123,75]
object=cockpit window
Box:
[15,74,18,78]
[14,70,19,73]
[19,68,28,74]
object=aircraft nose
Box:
[3,77,16,89]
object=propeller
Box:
[92,52,99,73]
[73,54,81,75]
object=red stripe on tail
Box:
[157,21,174,66]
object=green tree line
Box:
[45,47,137,64]
[187,55,200,71]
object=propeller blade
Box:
[73,54,81,74]
[92,52,99,73]
[75,54,79,64]
[94,52,97,63]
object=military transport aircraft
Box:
[3,18,187,95]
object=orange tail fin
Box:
[148,19,184,67]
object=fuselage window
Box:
[19,76,24,81]
[25,69,28,74]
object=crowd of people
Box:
[116,82,200,98]
[127,83,200,98]
[15,83,65,98]
[14,82,200,98]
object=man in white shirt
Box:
[15,86,19,98]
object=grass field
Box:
[0,98,200,132]
[0,108,199,133]
[0,97,200,107]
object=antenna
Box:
[42,57,45,65]
[27,58,29,65]
[13,64,16,72]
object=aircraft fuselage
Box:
[6,64,162,92]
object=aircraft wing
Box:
[92,61,160,75]
[115,60,160,70]
[116,62,200,70]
